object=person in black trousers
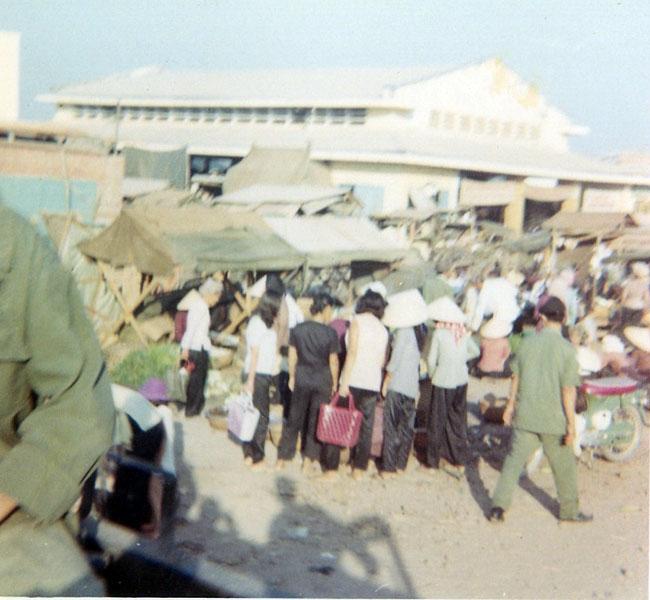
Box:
[181,278,222,417]
[339,291,389,480]
[242,291,282,467]
[275,292,340,476]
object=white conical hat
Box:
[358,280,388,299]
[480,318,513,339]
[601,334,625,355]
[427,296,466,324]
[383,289,428,329]
[624,326,650,353]
[576,346,602,375]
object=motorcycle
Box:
[575,376,647,461]
[526,375,648,474]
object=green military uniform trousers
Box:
[0,510,104,597]
[492,428,579,519]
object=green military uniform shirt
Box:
[0,206,115,522]
[512,327,580,435]
[0,206,115,595]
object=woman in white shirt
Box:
[242,291,282,467]
[339,291,389,479]
[180,278,221,417]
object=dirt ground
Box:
[145,376,648,599]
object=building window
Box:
[430,110,440,127]
[220,108,233,122]
[142,107,155,121]
[291,108,310,123]
[201,108,217,122]
[330,108,346,124]
[254,108,269,123]
[127,107,142,120]
[155,108,170,121]
[272,108,288,123]
[349,108,367,125]
[313,108,327,124]
[443,112,456,130]
[460,114,471,132]
[235,108,252,122]
[99,106,116,119]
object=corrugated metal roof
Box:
[217,184,346,205]
[43,66,451,106]
[264,215,409,266]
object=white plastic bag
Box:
[227,393,260,442]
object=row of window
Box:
[430,111,541,140]
[64,104,368,125]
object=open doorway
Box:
[523,199,562,231]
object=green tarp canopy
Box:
[78,209,176,275]
[170,230,304,273]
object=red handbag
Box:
[316,393,363,448]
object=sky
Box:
[1,0,649,157]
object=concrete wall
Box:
[0,140,124,223]
[0,32,20,121]
[328,160,459,213]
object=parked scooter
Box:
[526,375,648,474]
[574,376,647,462]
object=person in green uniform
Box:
[489,296,592,523]
[0,205,116,595]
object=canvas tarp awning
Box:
[608,228,650,257]
[264,216,409,267]
[78,209,176,275]
[524,183,579,203]
[215,183,349,216]
[122,177,170,198]
[459,180,519,207]
[542,212,634,236]
[129,188,200,209]
[132,205,271,235]
[222,145,331,194]
[176,230,304,273]
[122,145,188,189]
[582,187,636,213]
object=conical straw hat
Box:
[383,289,428,329]
[624,326,650,353]
[427,296,465,324]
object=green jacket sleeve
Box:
[0,220,115,523]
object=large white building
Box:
[0,32,20,121]
[40,58,650,231]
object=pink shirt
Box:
[478,337,511,373]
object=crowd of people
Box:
[222,258,650,523]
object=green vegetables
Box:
[110,343,179,389]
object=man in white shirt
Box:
[470,267,520,331]
[180,278,222,417]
